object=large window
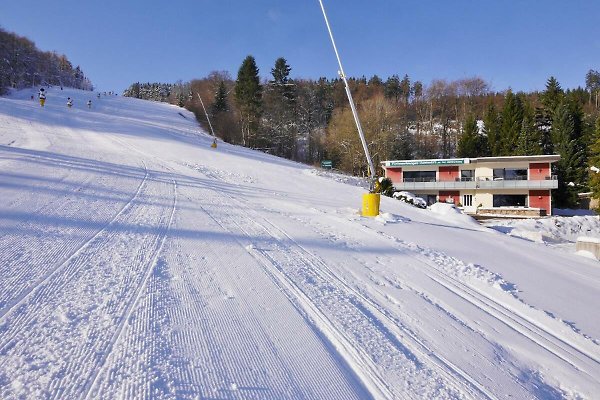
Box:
[403,171,436,182]
[493,168,527,181]
[493,195,527,207]
[460,170,474,181]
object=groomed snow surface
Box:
[1,88,599,399]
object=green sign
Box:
[385,158,467,167]
[321,160,333,168]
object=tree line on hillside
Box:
[123,56,600,209]
[0,27,93,94]
[122,82,174,102]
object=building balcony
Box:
[475,175,558,190]
[392,176,558,191]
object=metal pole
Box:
[318,0,376,179]
[196,93,216,137]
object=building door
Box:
[463,194,473,207]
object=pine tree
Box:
[399,74,411,105]
[384,75,401,103]
[457,115,479,157]
[499,90,524,155]
[537,77,564,147]
[585,70,600,109]
[212,81,229,114]
[515,111,540,155]
[589,116,600,208]
[234,55,262,147]
[263,57,297,158]
[552,101,586,207]
[368,75,383,86]
[483,103,502,156]
[541,76,563,112]
[535,106,554,155]
[412,81,423,98]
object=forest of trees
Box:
[0,27,93,94]
[122,56,600,209]
[122,82,174,102]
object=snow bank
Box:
[429,202,480,228]
[577,236,600,244]
[484,215,600,244]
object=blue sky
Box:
[2,1,599,92]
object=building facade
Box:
[382,155,560,216]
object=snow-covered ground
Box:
[483,215,600,255]
[1,88,599,399]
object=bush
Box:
[374,177,395,197]
[392,191,427,209]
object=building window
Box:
[493,195,527,207]
[493,168,527,181]
[460,170,474,181]
[463,194,473,207]
[403,170,436,182]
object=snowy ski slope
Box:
[0,88,599,399]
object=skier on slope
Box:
[87,100,92,109]
[67,97,73,108]
[38,88,46,107]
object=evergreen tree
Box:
[399,74,411,104]
[234,55,262,147]
[391,128,414,160]
[384,75,401,103]
[515,110,540,155]
[535,107,554,155]
[589,116,600,208]
[368,75,383,86]
[499,90,524,155]
[536,77,564,147]
[540,76,563,112]
[483,103,502,156]
[263,57,297,158]
[585,70,600,108]
[552,101,586,207]
[212,80,229,114]
[457,115,479,157]
[412,81,423,98]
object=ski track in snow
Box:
[0,161,149,323]
[188,162,600,399]
[0,161,177,398]
[186,164,507,399]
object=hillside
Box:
[1,88,599,399]
[0,27,93,94]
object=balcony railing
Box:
[476,175,558,189]
[392,175,558,190]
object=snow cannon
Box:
[361,177,382,217]
[361,193,380,217]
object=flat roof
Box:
[381,154,560,168]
